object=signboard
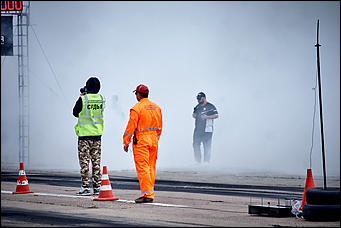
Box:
[1,1,23,11]
[1,16,13,56]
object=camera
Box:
[80,86,87,94]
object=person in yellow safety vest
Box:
[123,84,163,203]
[73,77,106,196]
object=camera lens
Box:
[80,86,86,93]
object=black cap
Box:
[196,92,206,100]
[86,77,100,93]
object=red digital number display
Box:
[1,1,23,11]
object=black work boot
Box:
[93,187,100,195]
[135,196,153,203]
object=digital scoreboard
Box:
[1,1,22,55]
[1,1,23,11]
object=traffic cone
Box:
[12,162,33,194]
[93,166,119,201]
[299,168,315,210]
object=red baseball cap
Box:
[133,84,149,94]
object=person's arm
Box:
[156,108,163,140]
[73,97,82,117]
[192,105,199,118]
[201,104,218,119]
[123,109,138,152]
[202,113,218,119]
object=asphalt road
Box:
[1,171,304,199]
[1,169,340,227]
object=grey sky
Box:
[1,1,340,177]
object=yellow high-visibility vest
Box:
[75,94,105,136]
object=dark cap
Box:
[196,92,206,100]
[133,84,149,94]
[86,77,100,93]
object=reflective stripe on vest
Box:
[78,94,104,122]
[136,127,160,131]
[78,120,104,125]
[75,94,105,136]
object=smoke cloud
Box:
[1,2,340,177]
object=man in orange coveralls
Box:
[123,84,162,203]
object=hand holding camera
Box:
[80,86,87,96]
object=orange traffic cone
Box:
[299,168,315,210]
[93,166,119,201]
[12,162,33,194]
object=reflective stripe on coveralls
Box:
[123,98,162,199]
[124,127,160,138]
[75,94,105,136]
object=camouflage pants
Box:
[78,139,102,189]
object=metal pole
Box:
[24,2,30,169]
[27,2,30,169]
[18,14,23,164]
[315,20,327,190]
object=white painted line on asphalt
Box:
[34,192,94,199]
[1,190,189,208]
[116,199,136,203]
[1,190,93,199]
[116,198,189,208]
[147,202,189,208]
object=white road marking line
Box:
[116,199,189,207]
[1,190,188,208]
[147,202,189,208]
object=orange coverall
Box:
[123,98,162,199]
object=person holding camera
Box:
[73,77,106,196]
[123,84,162,203]
[192,92,218,163]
